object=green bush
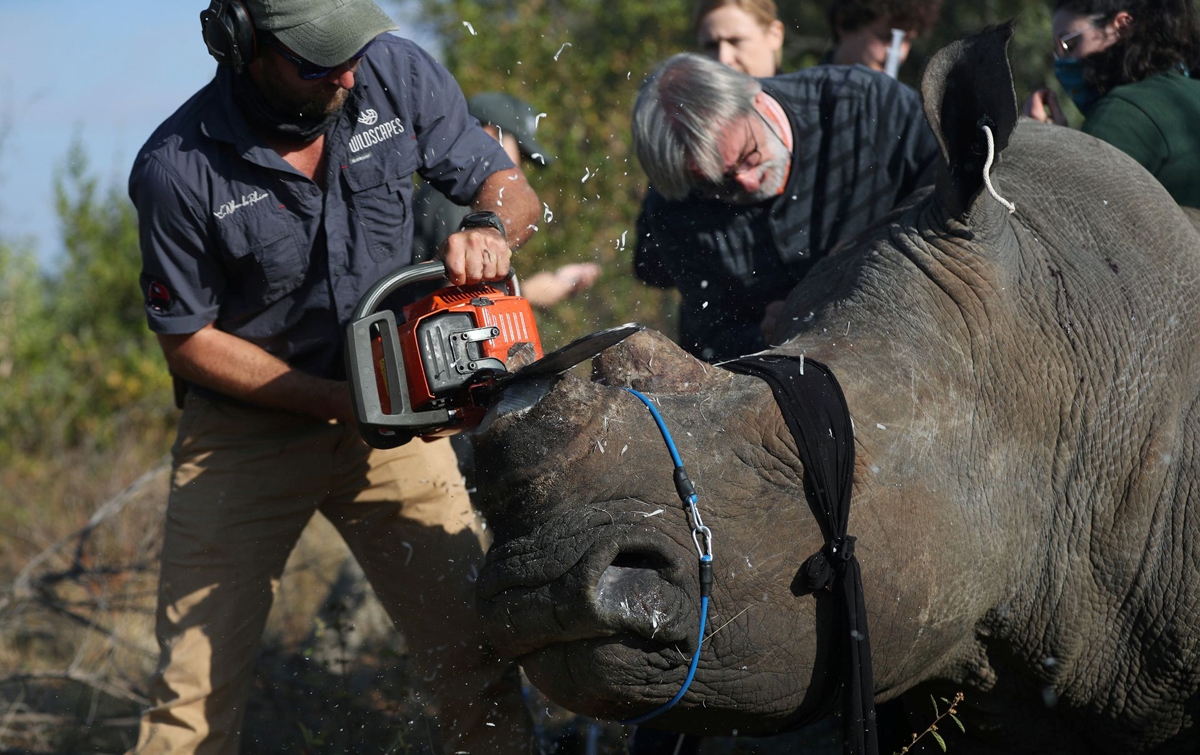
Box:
[0,141,173,460]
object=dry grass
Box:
[0,426,169,753]
[0,426,623,754]
[0,432,432,753]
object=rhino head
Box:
[472,25,1200,753]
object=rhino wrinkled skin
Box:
[471,26,1200,754]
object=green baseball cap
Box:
[468,92,554,168]
[247,0,398,67]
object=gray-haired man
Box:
[632,53,938,361]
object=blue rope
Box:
[619,387,713,727]
[625,387,686,467]
[620,584,709,726]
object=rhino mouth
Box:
[478,515,699,662]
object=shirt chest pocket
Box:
[213,203,306,307]
[344,151,417,263]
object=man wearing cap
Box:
[128,1,538,752]
[412,91,600,308]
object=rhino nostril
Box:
[595,549,682,641]
[610,550,671,572]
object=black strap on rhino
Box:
[724,354,876,755]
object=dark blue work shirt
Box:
[129,35,513,380]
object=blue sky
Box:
[0,0,433,267]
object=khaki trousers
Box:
[133,394,530,754]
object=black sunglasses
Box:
[1054,28,1088,59]
[266,35,373,80]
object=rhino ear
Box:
[921,23,1018,217]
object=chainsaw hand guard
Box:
[346,308,451,448]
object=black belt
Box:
[724,354,876,755]
[172,375,257,411]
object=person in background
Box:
[629,0,786,363]
[1022,0,1200,208]
[127,0,538,752]
[630,53,937,362]
[412,91,600,308]
[827,0,943,74]
[694,0,785,78]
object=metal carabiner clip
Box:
[692,525,713,561]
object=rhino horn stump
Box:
[592,329,728,394]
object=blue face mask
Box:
[1054,57,1103,113]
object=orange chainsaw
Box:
[345,261,641,449]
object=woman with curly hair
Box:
[1024,0,1200,207]
[828,0,943,73]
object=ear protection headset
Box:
[200,0,257,73]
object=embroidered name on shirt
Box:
[214,190,270,220]
[348,117,405,153]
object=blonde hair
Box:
[691,0,780,35]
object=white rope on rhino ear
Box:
[982,124,1016,214]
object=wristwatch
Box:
[458,211,507,241]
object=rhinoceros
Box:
[470,25,1200,755]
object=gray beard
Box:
[758,154,790,196]
[725,149,791,205]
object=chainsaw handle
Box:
[351,260,520,321]
[352,261,446,321]
[346,261,521,449]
